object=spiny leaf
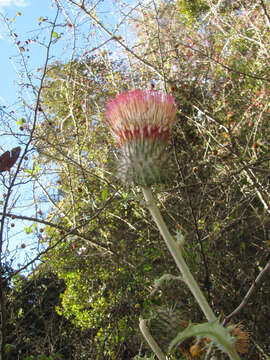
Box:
[151,274,183,295]
[169,319,239,358]
[149,307,187,353]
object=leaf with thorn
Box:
[169,319,241,359]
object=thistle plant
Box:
[106,89,176,186]
[106,89,243,360]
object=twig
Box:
[250,338,270,360]
[260,0,270,27]
[223,261,270,326]
[67,0,163,79]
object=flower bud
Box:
[106,89,177,185]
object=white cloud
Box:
[14,0,29,6]
[0,0,12,6]
[0,0,29,7]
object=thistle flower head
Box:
[105,89,177,186]
[106,89,177,146]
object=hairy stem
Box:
[139,319,167,360]
[142,187,216,322]
[142,188,243,360]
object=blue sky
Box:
[0,0,67,269]
[0,0,133,107]
[0,0,59,106]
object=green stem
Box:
[142,187,216,322]
[139,319,167,360]
[142,188,242,360]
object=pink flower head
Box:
[106,89,177,146]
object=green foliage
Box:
[177,0,209,23]
[7,268,90,359]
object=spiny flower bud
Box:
[106,89,177,186]
[148,307,187,353]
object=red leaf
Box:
[0,147,21,173]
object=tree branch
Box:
[66,0,163,79]
[260,0,270,27]
[223,261,270,326]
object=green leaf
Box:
[101,187,108,201]
[50,354,64,360]
[25,165,40,175]
[37,355,49,360]
[33,165,40,174]
[5,344,16,353]
[24,226,33,234]
[16,118,26,125]
[152,274,183,293]
[52,31,59,39]
[143,264,152,271]
[169,320,239,359]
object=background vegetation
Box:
[0,0,270,358]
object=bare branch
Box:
[66,0,163,79]
[260,0,270,27]
[223,261,270,326]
